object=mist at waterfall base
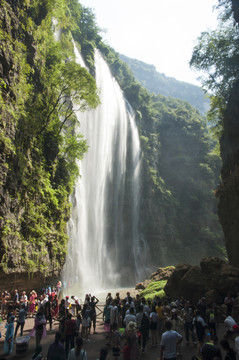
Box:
[62,46,150,295]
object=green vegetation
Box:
[0,0,99,275]
[140,280,167,301]
[0,0,226,278]
[119,54,210,115]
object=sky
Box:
[80,0,220,86]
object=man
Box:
[160,320,183,360]
[201,332,222,359]
[47,331,66,360]
[14,304,27,339]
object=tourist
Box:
[224,315,237,338]
[224,293,235,316]
[201,332,222,359]
[106,292,113,304]
[110,299,119,329]
[89,295,99,334]
[81,303,91,341]
[30,306,47,348]
[65,313,76,356]
[14,304,27,339]
[96,346,109,360]
[181,301,196,346]
[136,304,149,353]
[20,290,28,309]
[126,321,140,360]
[194,310,207,352]
[44,295,52,330]
[149,305,158,347]
[51,294,59,318]
[124,306,136,328]
[156,298,166,339]
[160,320,183,360]
[233,324,239,356]
[13,289,20,315]
[71,295,81,316]
[29,290,37,317]
[1,291,9,320]
[3,315,14,355]
[57,281,62,298]
[47,331,66,360]
[111,323,121,359]
[220,338,236,360]
[67,336,87,360]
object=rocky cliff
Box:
[218,79,239,268]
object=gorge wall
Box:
[0,0,229,291]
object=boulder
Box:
[200,257,224,274]
[150,266,175,281]
[164,257,239,302]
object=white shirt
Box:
[124,314,137,327]
[235,335,239,355]
[161,330,182,359]
[224,316,236,330]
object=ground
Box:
[0,289,232,360]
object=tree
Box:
[190,0,239,123]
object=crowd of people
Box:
[0,285,239,360]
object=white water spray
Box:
[63,46,147,293]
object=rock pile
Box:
[135,266,175,290]
[164,257,239,304]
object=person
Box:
[137,304,150,353]
[224,315,237,338]
[71,296,81,316]
[47,331,66,360]
[233,324,239,356]
[111,323,121,359]
[220,338,236,360]
[201,332,222,359]
[160,320,183,360]
[194,310,207,352]
[224,293,235,316]
[20,290,28,309]
[89,296,99,334]
[44,296,52,330]
[126,321,140,360]
[124,306,136,328]
[149,305,158,347]
[14,304,27,339]
[30,307,47,348]
[29,291,37,317]
[96,346,109,360]
[52,294,59,318]
[13,289,20,315]
[68,336,87,360]
[3,315,14,355]
[65,313,76,356]
[81,304,91,341]
[181,301,196,346]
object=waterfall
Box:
[63,45,147,293]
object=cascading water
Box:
[63,45,148,293]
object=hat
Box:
[127,321,137,331]
[233,324,239,331]
[66,296,69,299]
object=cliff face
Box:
[218,79,239,267]
[0,1,99,290]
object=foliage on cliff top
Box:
[140,280,166,301]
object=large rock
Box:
[164,257,239,303]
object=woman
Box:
[29,290,37,317]
[51,294,59,318]
[126,321,140,360]
[3,315,14,355]
[30,307,47,348]
[68,336,87,360]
